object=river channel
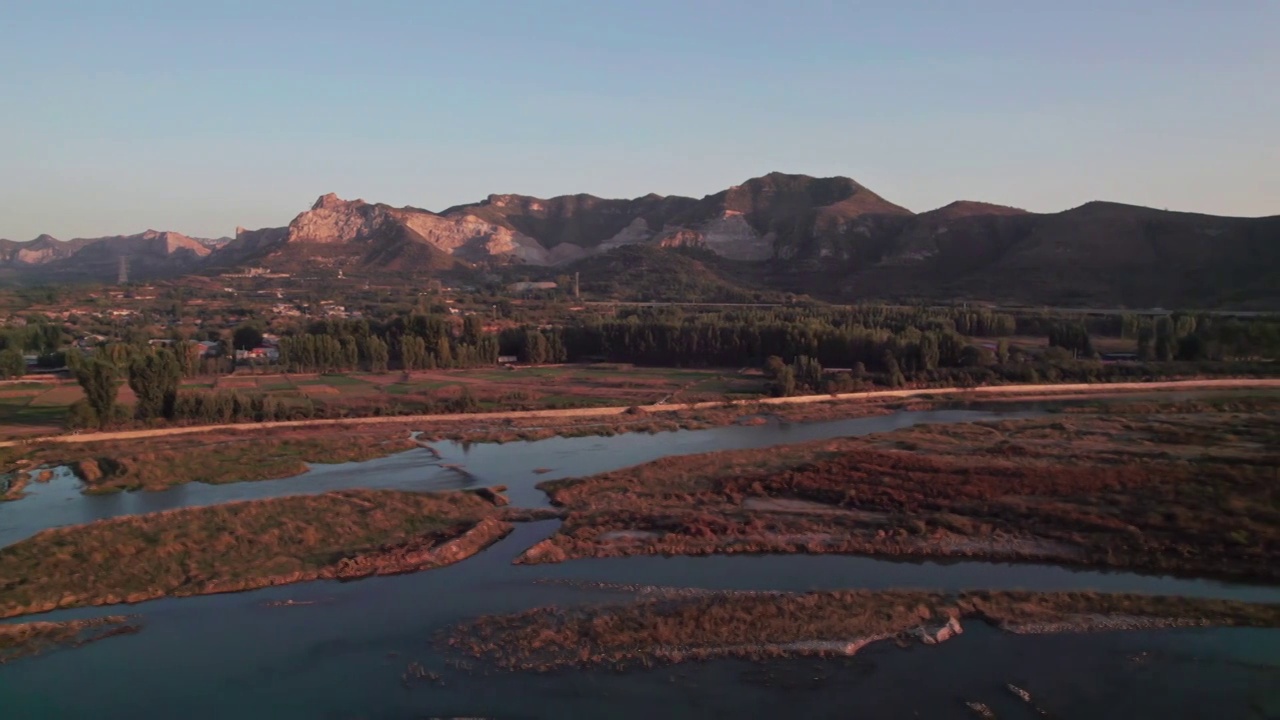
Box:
[0,408,1043,546]
[2,407,1277,719]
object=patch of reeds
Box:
[447,589,1280,671]
[0,489,502,618]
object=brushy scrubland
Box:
[0,488,509,618]
[448,589,1280,671]
[526,398,1280,582]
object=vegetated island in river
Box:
[521,397,1280,582]
[447,589,1280,672]
[0,488,513,619]
[0,393,936,499]
[1,425,420,498]
[0,615,141,664]
[4,385,1271,499]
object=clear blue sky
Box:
[2,1,1276,239]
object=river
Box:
[0,408,1042,546]
[1,408,1277,719]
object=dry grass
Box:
[0,615,141,664]
[5,426,419,493]
[0,367,766,442]
[447,589,1280,671]
[529,401,1280,581]
[0,488,509,618]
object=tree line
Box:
[274,314,500,373]
[61,306,1280,428]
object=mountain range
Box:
[3,172,1277,308]
[0,230,229,283]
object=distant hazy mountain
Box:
[3,173,1276,308]
[0,230,215,282]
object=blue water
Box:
[0,408,1040,546]
[1,408,1277,719]
[2,522,1276,719]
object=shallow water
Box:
[2,522,1277,719]
[0,408,1039,546]
[2,407,1277,719]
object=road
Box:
[584,301,1275,317]
[1,377,1276,448]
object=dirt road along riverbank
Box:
[2,378,1276,449]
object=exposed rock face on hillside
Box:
[0,235,90,265]
[288,193,376,244]
[213,225,289,266]
[433,173,913,262]
[445,192,699,257]
[0,229,214,281]
[262,193,554,266]
[4,172,1276,308]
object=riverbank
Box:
[0,615,141,665]
[1,426,420,495]
[446,589,1280,671]
[524,401,1280,582]
[415,385,1280,444]
[5,377,1277,448]
[0,488,512,619]
[5,381,1277,498]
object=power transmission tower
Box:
[117,255,129,285]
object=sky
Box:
[1,1,1277,240]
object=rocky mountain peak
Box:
[290,194,389,244]
[5,174,1273,309]
[312,193,364,211]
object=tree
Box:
[65,348,86,374]
[74,358,119,428]
[0,349,25,379]
[882,349,905,387]
[522,330,548,364]
[1154,317,1177,362]
[1137,322,1155,361]
[1048,321,1094,358]
[960,345,996,367]
[918,334,940,371]
[1177,333,1207,362]
[791,355,824,393]
[367,337,389,373]
[175,341,201,377]
[769,365,796,397]
[763,355,787,379]
[37,323,62,354]
[128,349,182,421]
[233,324,264,351]
[462,315,485,346]
[435,330,454,368]
[400,335,427,371]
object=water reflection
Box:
[0,408,1039,546]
